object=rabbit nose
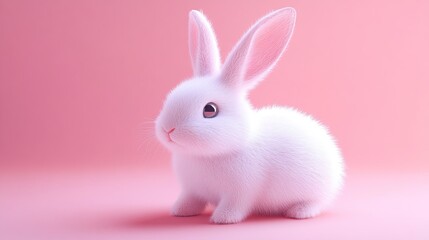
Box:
[163,128,176,142]
[167,128,176,134]
[162,127,176,134]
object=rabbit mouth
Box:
[167,135,175,143]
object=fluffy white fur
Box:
[155,7,344,224]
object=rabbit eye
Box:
[203,102,218,118]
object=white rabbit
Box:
[155,7,344,224]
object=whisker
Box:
[139,137,160,162]
[135,121,168,163]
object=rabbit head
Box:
[156,8,296,156]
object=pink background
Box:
[1,0,428,239]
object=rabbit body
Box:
[171,106,343,223]
[155,8,344,224]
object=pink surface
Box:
[1,166,429,240]
[1,0,429,239]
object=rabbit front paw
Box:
[210,207,247,224]
[171,195,206,217]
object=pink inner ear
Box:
[189,18,199,73]
[243,13,294,82]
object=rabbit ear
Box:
[220,8,296,90]
[189,10,221,77]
